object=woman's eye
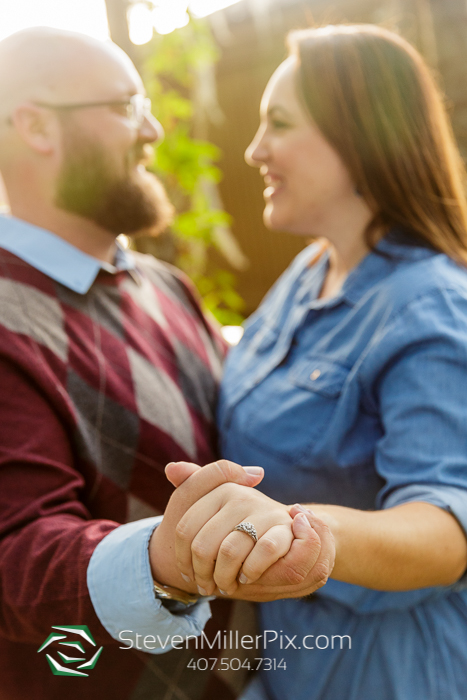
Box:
[271,120,290,130]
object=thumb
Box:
[165,461,201,487]
[165,460,264,504]
[256,511,321,587]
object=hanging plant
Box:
[138,16,246,325]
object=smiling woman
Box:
[244,55,372,278]
[211,24,467,700]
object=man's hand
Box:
[230,505,335,602]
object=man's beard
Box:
[54,125,173,235]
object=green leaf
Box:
[138,14,245,323]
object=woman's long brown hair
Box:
[287,25,467,265]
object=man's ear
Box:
[10,102,58,155]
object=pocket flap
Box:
[290,356,350,398]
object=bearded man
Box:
[0,27,333,700]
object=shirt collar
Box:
[341,231,437,306]
[0,214,136,294]
[301,230,438,310]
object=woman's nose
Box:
[244,129,267,167]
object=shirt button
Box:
[310,369,321,380]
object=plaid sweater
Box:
[0,246,234,699]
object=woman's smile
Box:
[262,170,284,199]
[245,57,369,241]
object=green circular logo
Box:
[37,625,103,677]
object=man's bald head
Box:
[0,27,142,121]
[0,27,170,240]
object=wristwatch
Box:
[153,579,200,606]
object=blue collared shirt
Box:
[0,214,136,293]
[0,214,211,653]
[219,233,467,700]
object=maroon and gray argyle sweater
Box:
[0,248,239,700]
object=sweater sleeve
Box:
[0,355,123,644]
[0,357,208,647]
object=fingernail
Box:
[181,573,192,583]
[243,467,264,476]
[295,513,312,529]
[198,585,208,596]
[294,503,316,515]
[166,462,176,467]
[218,589,228,596]
[238,573,249,585]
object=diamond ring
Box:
[233,521,258,543]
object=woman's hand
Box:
[160,459,335,602]
[149,460,265,593]
[174,481,295,595]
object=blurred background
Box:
[1,0,467,323]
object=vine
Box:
[140,17,246,325]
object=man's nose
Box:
[139,113,164,144]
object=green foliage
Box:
[197,271,245,326]
[145,17,219,87]
[143,17,245,325]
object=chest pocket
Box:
[287,355,351,462]
[233,354,351,463]
[289,356,350,398]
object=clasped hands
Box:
[149,459,335,603]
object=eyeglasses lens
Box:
[128,95,152,128]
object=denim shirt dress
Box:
[218,234,467,700]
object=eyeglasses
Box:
[33,94,153,129]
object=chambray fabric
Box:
[219,233,467,700]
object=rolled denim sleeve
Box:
[384,484,467,535]
[373,290,467,539]
[87,516,212,653]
